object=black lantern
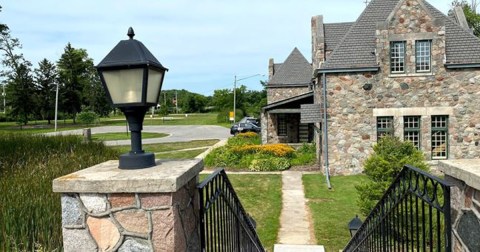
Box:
[348,215,363,237]
[96,27,168,169]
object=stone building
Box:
[261,48,314,144]
[312,0,480,174]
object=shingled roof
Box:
[324,22,354,51]
[424,1,480,64]
[321,0,480,70]
[268,48,312,86]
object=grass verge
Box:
[156,148,207,159]
[110,139,219,153]
[303,174,367,252]
[91,132,168,141]
[199,173,282,251]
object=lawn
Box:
[0,113,231,134]
[91,132,168,141]
[303,174,368,252]
[199,173,282,252]
[156,148,208,159]
[110,139,219,153]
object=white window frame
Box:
[416,40,431,73]
[390,41,406,73]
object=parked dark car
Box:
[230,122,261,135]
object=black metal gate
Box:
[344,165,452,251]
[198,169,264,251]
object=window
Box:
[277,114,287,136]
[416,40,431,72]
[431,115,448,159]
[404,116,421,149]
[390,41,405,73]
[377,116,394,139]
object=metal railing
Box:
[198,169,265,252]
[344,165,452,252]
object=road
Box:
[44,125,231,146]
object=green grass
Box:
[199,173,282,252]
[91,132,168,141]
[0,113,230,134]
[155,148,207,159]
[110,139,219,153]
[0,133,119,251]
[303,174,368,252]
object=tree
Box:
[0,23,35,126]
[82,64,111,117]
[182,93,207,113]
[452,0,480,36]
[356,136,429,216]
[57,43,94,123]
[34,59,57,124]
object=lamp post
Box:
[96,27,168,169]
[2,81,5,114]
[233,74,263,123]
[348,215,363,237]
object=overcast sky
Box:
[2,1,452,96]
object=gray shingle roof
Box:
[269,48,313,85]
[322,0,480,70]
[323,0,398,69]
[324,22,354,51]
[424,2,480,64]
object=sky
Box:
[1,0,453,96]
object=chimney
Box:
[311,15,325,70]
[268,58,275,81]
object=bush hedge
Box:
[205,132,316,171]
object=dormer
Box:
[376,0,445,77]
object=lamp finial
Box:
[127,27,135,39]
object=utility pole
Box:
[233,75,237,123]
[54,81,59,131]
[175,90,178,114]
[2,80,5,114]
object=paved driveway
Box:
[45,125,231,146]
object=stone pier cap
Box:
[53,159,204,193]
[439,159,480,191]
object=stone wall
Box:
[439,160,480,252]
[315,0,480,174]
[53,159,203,252]
[60,178,199,252]
[267,86,310,104]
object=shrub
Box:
[356,136,429,216]
[76,110,98,125]
[233,144,295,157]
[249,156,290,171]
[291,143,317,166]
[227,132,261,146]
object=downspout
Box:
[322,73,331,189]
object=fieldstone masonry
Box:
[53,159,203,252]
[439,159,480,252]
[314,0,480,174]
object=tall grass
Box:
[0,133,119,251]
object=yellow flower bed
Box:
[233,143,295,157]
[237,132,258,138]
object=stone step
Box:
[274,244,325,252]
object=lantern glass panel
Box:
[102,69,144,104]
[146,69,163,104]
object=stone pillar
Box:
[439,159,480,252]
[53,159,203,252]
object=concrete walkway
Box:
[275,171,324,252]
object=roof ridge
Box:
[268,48,313,85]
[323,0,392,69]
